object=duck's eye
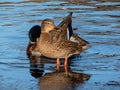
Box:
[45,22,50,24]
[47,22,53,26]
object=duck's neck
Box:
[40,32,50,42]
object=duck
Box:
[26,12,78,57]
[26,25,41,57]
[36,12,90,69]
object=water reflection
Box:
[39,71,90,90]
[29,56,90,90]
[29,56,45,78]
[29,55,66,78]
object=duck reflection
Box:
[39,70,90,90]
[29,56,90,90]
[29,56,45,78]
[29,55,58,78]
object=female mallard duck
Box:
[36,12,90,68]
[26,12,75,57]
[27,12,89,60]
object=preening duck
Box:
[36,12,90,68]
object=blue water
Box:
[0,0,120,90]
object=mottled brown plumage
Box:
[37,13,90,68]
[27,12,90,70]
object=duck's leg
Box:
[64,66,68,76]
[64,56,68,75]
[64,56,68,66]
[56,58,60,71]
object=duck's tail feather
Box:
[70,33,89,45]
[82,45,91,51]
[28,25,41,42]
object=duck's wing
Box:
[57,12,72,28]
[57,12,73,40]
[28,25,41,43]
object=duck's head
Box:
[41,19,57,33]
